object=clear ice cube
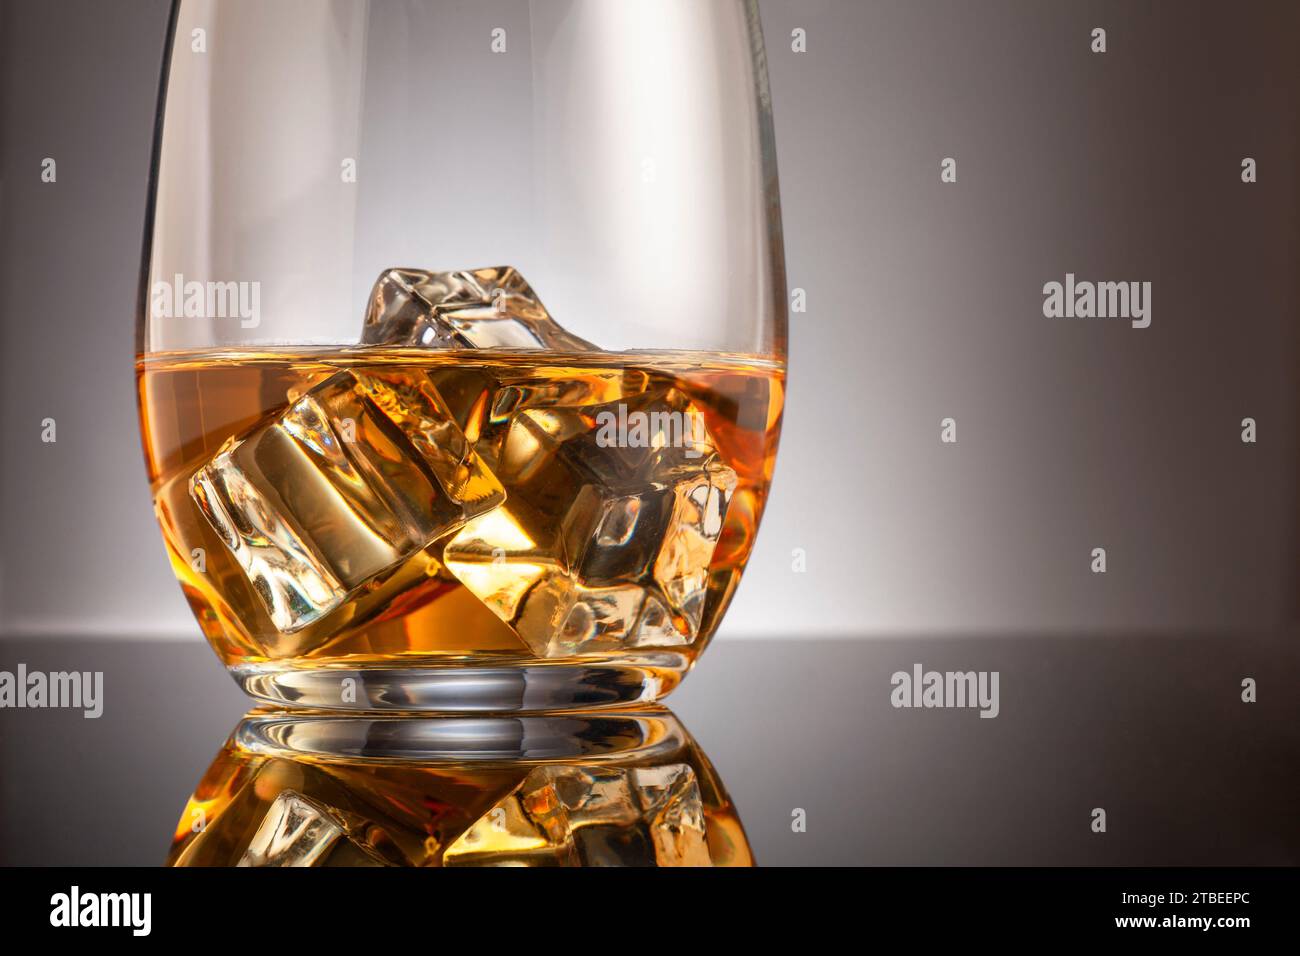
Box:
[362,265,597,351]
[190,369,504,633]
[442,388,736,657]
[443,763,710,867]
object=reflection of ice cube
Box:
[190,369,504,633]
[443,388,736,657]
[238,791,386,867]
[362,266,596,351]
[443,763,710,867]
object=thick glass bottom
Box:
[229,653,689,713]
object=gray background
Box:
[1,1,1298,867]
[2,0,1299,637]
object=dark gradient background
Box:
[2,0,1299,866]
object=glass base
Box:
[233,708,688,762]
[229,654,688,713]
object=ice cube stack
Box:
[189,267,737,657]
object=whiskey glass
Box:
[137,0,786,711]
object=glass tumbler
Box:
[137,0,786,711]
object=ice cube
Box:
[238,791,386,867]
[190,369,504,633]
[443,763,710,867]
[362,265,597,351]
[442,388,736,657]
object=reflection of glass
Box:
[168,708,751,867]
[137,0,786,711]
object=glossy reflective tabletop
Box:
[1,633,1297,866]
